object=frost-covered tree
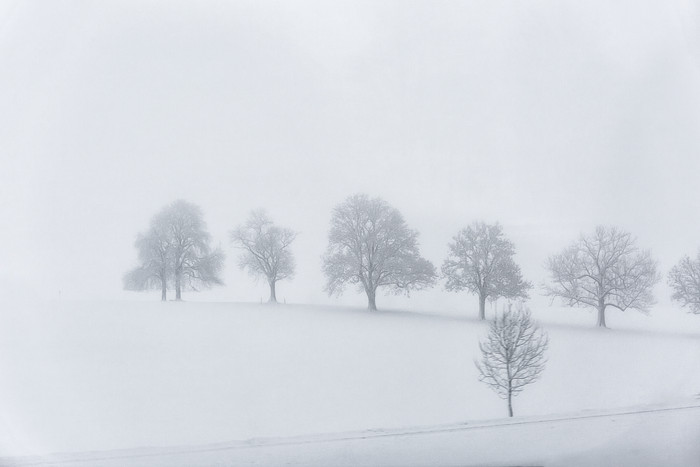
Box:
[544,226,659,328]
[125,200,225,301]
[442,222,531,320]
[668,251,700,314]
[476,303,548,417]
[322,194,437,310]
[166,200,225,300]
[123,210,172,301]
[230,209,297,303]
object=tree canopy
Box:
[322,194,436,310]
[544,225,659,327]
[123,200,224,300]
[231,209,297,303]
[442,222,531,320]
[668,251,700,314]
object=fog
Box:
[2,0,700,313]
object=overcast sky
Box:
[1,0,699,313]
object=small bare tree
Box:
[544,226,659,328]
[322,194,436,310]
[442,222,531,320]
[668,251,700,314]
[230,209,297,303]
[476,304,548,417]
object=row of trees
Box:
[123,201,295,303]
[318,194,692,328]
[124,195,700,327]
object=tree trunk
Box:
[507,391,513,417]
[597,301,607,328]
[268,280,277,303]
[478,293,487,320]
[161,280,167,301]
[367,289,377,311]
[175,274,182,301]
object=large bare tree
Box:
[322,194,436,310]
[668,251,700,314]
[123,210,172,301]
[230,209,297,303]
[166,200,225,300]
[442,222,531,320]
[476,303,548,417]
[544,226,659,328]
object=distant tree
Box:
[125,200,225,301]
[322,194,437,310]
[166,200,225,300]
[544,226,659,328]
[230,209,297,303]
[668,251,700,314]
[476,303,548,417]
[442,222,531,320]
[123,210,172,301]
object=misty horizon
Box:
[1,2,700,465]
[3,1,700,314]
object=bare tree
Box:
[668,251,700,314]
[476,303,548,417]
[230,209,297,303]
[123,216,171,300]
[544,226,659,328]
[125,200,225,300]
[322,194,436,310]
[442,222,531,320]
[166,200,225,300]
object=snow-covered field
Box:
[4,402,699,466]
[0,300,698,465]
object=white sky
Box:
[1,0,699,312]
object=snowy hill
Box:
[0,300,698,465]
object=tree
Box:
[230,209,297,303]
[166,200,225,300]
[322,194,437,310]
[123,210,172,301]
[442,222,531,320]
[668,251,700,314]
[544,225,659,328]
[124,200,225,301]
[476,303,548,417]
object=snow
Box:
[0,299,698,465]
